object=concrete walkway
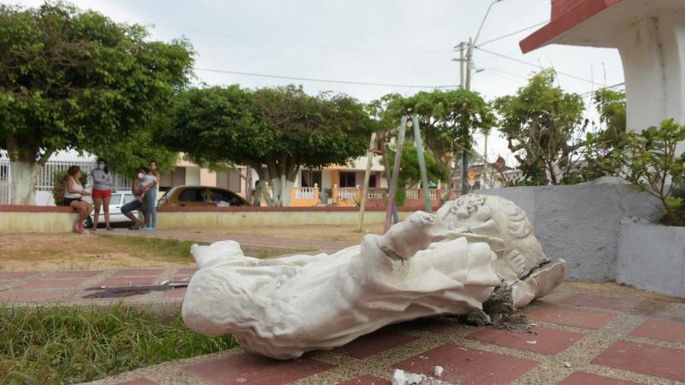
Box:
[1,268,683,385]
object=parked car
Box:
[89,191,140,226]
[157,186,248,208]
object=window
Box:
[216,169,242,192]
[178,188,202,202]
[159,167,186,189]
[211,189,244,206]
[369,174,378,188]
[301,169,322,188]
[339,172,356,188]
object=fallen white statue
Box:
[182,194,565,359]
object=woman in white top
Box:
[64,165,93,233]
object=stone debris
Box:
[433,365,444,377]
[392,369,426,385]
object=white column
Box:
[617,12,685,153]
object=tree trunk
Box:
[9,160,40,205]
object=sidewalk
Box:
[1,267,683,385]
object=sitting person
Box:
[121,167,148,230]
[63,166,92,233]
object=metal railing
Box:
[0,156,10,204]
[0,157,132,204]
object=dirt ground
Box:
[216,223,386,243]
[0,234,196,272]
[0,224,385,272]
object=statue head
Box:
[436,194,547,282]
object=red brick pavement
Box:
[394,344,538,385]
[182,353,334,385]
[1,268,684,385]
[557,372,643,385]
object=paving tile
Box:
[334,328,420,358]
[0,271,38,279]
[110,269,164,277]
[653,304,685,323]
[44,270,103,279]
[524,304,616,329]
[557,372,643,385]
[112,379,159,385]
[162,288,187,298]
[629,319,685,344]
[335,374,391,385]
[400,317,464,334]
[97,277,158,287]
[19,278,84,290]
[175,268,197,275]
[0,290,68,303]
[592,340,685,382]
[467,326,583,355]
[182,352,334,385]
[560,294,642,312]
[393,343,537,385]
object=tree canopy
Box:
[494,69,587,185]
[162,85,376,206]
[0,2,193,202]
[370,89,494,172]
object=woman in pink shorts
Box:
[90,158,114,231]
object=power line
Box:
[156,24,451,55]
[476,21,548,48]
[475,47,598,84]
[194,68,456,89]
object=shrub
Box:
[618,119,685,226]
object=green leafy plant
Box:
[618,119,685,226]
[0,304,236,385]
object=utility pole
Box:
[455,0,504,195]
[453,42,467,195]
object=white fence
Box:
[0,157,131,205]
[0,155,10,204]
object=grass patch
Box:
[98,236,204,263]
[100,235,313,261]
[0,304,236,385]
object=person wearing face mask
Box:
[121,166,148,230]
[90,158,114,231]
[139,164,158,231]
[143,160,160,230]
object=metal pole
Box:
[385,117,407,233]
[358,132,377,231]
[412,116,431,212]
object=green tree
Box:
[388,141,448,188]
[618,120,685,226]
[371,89,494,178]
[494,69,587,185]
[0,2,193,203]
[163,85,375,206]
[580,88,627,180]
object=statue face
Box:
[436,194,546,282]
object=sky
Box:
[7,0,627,164]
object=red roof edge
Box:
[520,0,623,53]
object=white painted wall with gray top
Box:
[481,184,672,285]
